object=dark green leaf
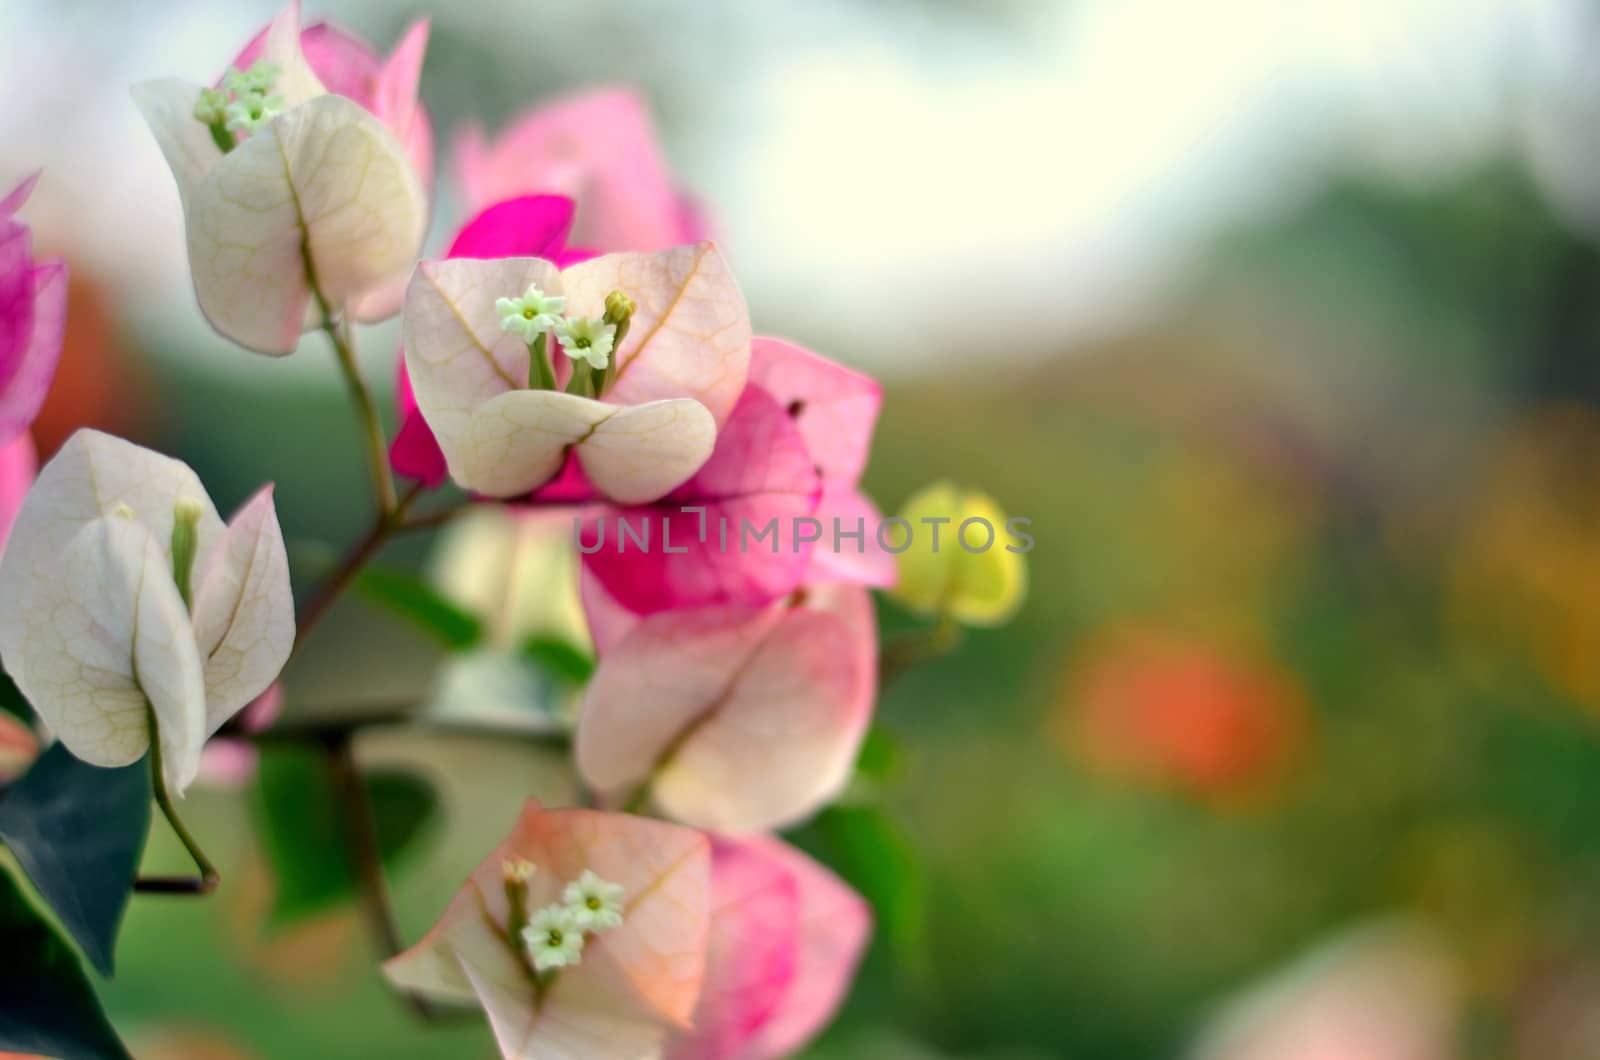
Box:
[0,670,31,723]
[253,746,438,926]
[353,566,483,650]
[520,635,596,686]
[796,805,925,964]
[0,743,152,976]
[0,869,131,1059]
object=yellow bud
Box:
[887,481,1028,627]
[602,290,636,327]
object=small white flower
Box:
[522,905,585,972]
[224,93,287,134]
[192,87,229,125]
[496,285,567,342]
[554,316,616,371]
[222,61,282,97]
[562,870,625,932]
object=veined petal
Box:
[259,1,328,109]
[373,19,433,187]
[576,598,872,833]
[445,196,575,261]
[0,260,66,445]
[404,256,560,480]
[463,390,712,503]
[130,79,225,208]
[574,398,714,505]
[0,430,228,791]
[666,838,800,1060]
[561,243,751,426]
[183,95,426,354]
[807,487,898,589]
[453,89,692,252]
[5,516,205,793]
[738,836,871,1059]
[579,386,820,616]
[190,485,294,735]
[0,429,226,608]
[748,337,881,485]
[384,802,711,1052]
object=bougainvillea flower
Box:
[455,89,706,253]
[890,481,1028,626]
[579,385,822,615]
[231,6,434,193]
[133,4,427,355]
[577,337,892,619]
[0,431,36,557]
[391,195,577,487]
[575,584,875,832]
[0,174,67,445]
[384,801,710,1059]
[0,430,293,795]
[402,244,750,503]
[667,835,870,1060]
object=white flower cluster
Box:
[505,863,626,973]
[192,60,286,137]
[496,283,617,371]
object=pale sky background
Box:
[1,0,1596,378]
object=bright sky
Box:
[0,0,1592,376]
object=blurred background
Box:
[8,0,1600,1056]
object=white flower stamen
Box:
[554,317,616,371]
[522,905,585,972]
[193,87,229,126]
[497,285,567,343]
[222,61,282,98]
[224,93,287,134]
[562,869,624,932]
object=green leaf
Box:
[252,746,438,926]
[854,725,906,784]
[0,868,131,1059]
[353,566,483,650]
[796,805,925,964]
[0,743,152,977]
[0,670,31,723]
[520,635,596,686]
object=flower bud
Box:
[171,497,205,609]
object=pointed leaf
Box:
[252,746,437,925]
[0,870,131,1059]
[353,565,484,650]
[0,743,151,977]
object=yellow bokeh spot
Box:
[888,481,1027,627]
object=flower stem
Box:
[323,318,398,518]
[878,617,962,688]
[134,707,219,895]
[293,481,423,653]
[325,734,432,1015]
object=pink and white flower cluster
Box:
[1,4,910,1056]
[381,58,890,1060]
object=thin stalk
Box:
[878,617,962,688]
[325,733,439,1021]
[134,707,219,895]
[293,482,423,652]
[324,318,398,518]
